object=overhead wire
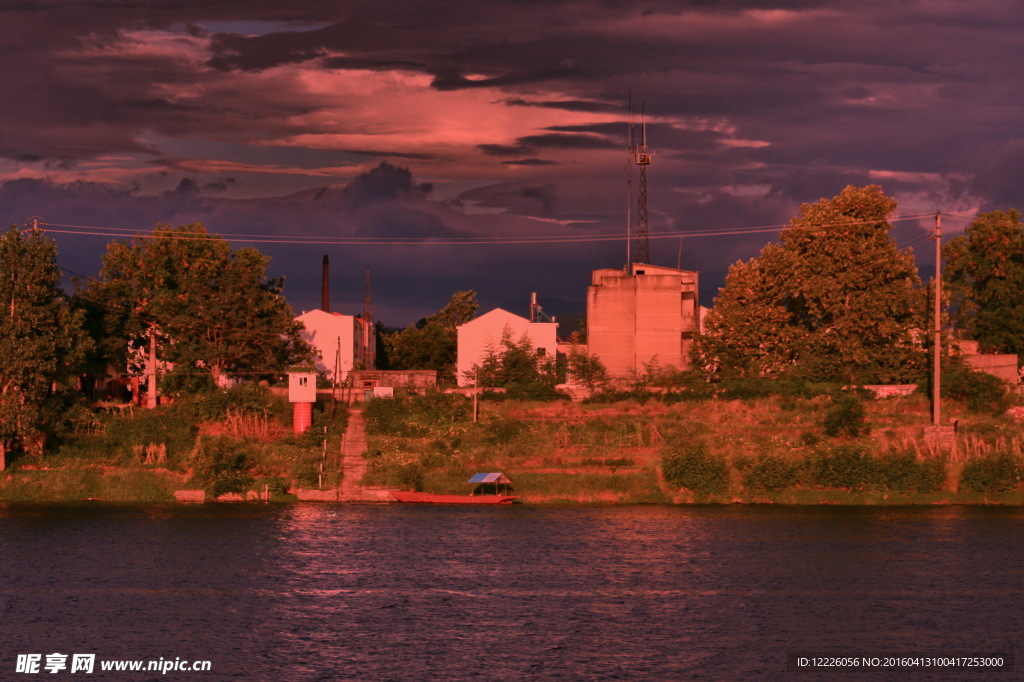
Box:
[36,211,944,247]
[29,209,955,379]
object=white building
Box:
[296,309,374,383]
[456,308,558,386]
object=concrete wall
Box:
[965,354,1019,383]
[955,340,1019,383]
[456,308,558,386]
[349,370,437,389]
[587,264,699,379]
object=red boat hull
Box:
[390,491,519,505]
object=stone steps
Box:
[338,409,393,502]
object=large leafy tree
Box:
[0,226,92,467]
[82,223,310,388]
[695,185,927,382]
[944,209,1024,359]
[382,290,478,381]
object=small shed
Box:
[288,368,318,403]
[288,367,318,434]
[468,472,513,496]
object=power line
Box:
[34,211,943,247]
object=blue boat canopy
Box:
[468,473,511,484]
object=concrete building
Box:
[456,308,558,386]
[586,263,699,379]
[296,309,374,383]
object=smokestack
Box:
[321,255,330,312]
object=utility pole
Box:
[932,213,942,426]
[148,327,157,405]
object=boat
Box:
[390,473,519,505]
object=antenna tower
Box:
[631,102,652,264]
[361,267,375,370]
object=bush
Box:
[188,383,290,423]
[364,391,470,437]
[189,435,255,496]
[662,443,729,495]
[960,452,1023,493]
[482,418,528,445]
[874,453,945,493]
[942,368,1013,415]
[585,388,651,404]
[717,378,776,400]
[742,454,800,492]
[504,381,568,402]
[807,443,875,490]
[103,405,198,467]
[823,393,870,438]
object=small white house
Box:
[456,308,558,386]
[296,309,374,383]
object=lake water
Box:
[1,503,1021,680]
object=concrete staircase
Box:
[338,409,394,502]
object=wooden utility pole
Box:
[932,213,941,426]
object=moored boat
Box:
[390,473,519,505]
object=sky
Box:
[1,0,1021,327]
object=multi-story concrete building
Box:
[586,263,699,379]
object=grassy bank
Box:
[361,388,1024,505]
[3,381,1022,505]
[0,384,347,503]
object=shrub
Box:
[662,443,729,495]
[807,443,875,490]
[482,418,528,445]
[959,452,1023,493]
[823,393,869,438]
[188,383,290,423]
[717,378,776,401]
[364,391,470,437]
[874,453,945,493]
[189,435,256,496]
[504,381,568,402]
[742,454,800,492]
[585,387,651,404]
[103,405,197,467]
[942,368,1013,415]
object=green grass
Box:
[0,468,178,502]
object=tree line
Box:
[695,185,1024,385]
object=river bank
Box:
[3,384,1023,505]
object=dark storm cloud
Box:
[2,0,1023,320]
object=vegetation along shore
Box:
[2,372,1023,505]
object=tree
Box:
[695,185,927,383]
[382,290,478,381]
[944,209,1024,360]
[469,325,559,388]
[567,346,609,390]
[82,223,310,389]
[0,226,92,467]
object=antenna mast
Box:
[361,266,375,370]
[625,95,633,268]
[632,102,652,265]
